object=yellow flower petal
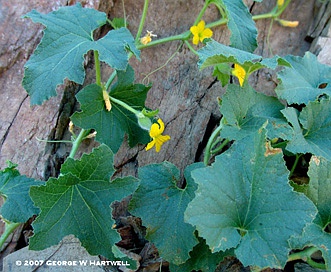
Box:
[192,35,200,45]
[232,64,246,87]
[154,135,171,152]
[190,25,199,36]
[145,140,155,151]
[201,28,213,42]
[197,20,205,32]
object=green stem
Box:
[137,18,228,50]
[94,50,102,87]
[105,70,117,91]
[68,129,89,159]
[110,96,140,115]
[288,247,326,270]
[289,153,301,178]
[204,121,224,166]
[184,40,198,55]
[211,138,230,155]
[306,257,326,270]
[193,1,210,26]
[0,222,20,250]
[135,0,149,42]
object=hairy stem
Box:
[68,129,89,159]
[135,0,149,42]
[94,50,102,87]
[204,120,224,166]
[0,222,21,250]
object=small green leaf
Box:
[170,237,232,272]
[198,40,288,78]
[29,145,138,260]
[276,52,331,105]
[109,18,126,29]
[212,63,231,87]
[0,163,43,223]
[220,84,291,140]
[282,99,331,160]
[129,162,203,265]
[23,4,138,105]
[71,67,150,152]
[185,129,316,269]
[207,0,257,52]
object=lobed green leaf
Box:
[23,4,139,105]
[71,66,150,152]
[29,145,139,260]
[129,162,202,265]
[185,129,316,269]
[170,237,232,272]
[282,99,331,160]
[276,52,331,105]
[220,84,292,140]
[208,0,258,52]
[0,162,42,223]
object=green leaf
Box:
[207,0,257,52]
[71,67,150,152]
[170,237,232,272]
[212,63,231,87]
[185,129,316,269]
[220,84,291,140]
[0,163,43,223]
[29,144,139,260]
[198,40,289,81]
[306,156,331,227]
[23,4,139,105]
[282,99,331,160]
[129,162,203,265]
[109,18,126,29]
[276,52,331,105]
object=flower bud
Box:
[278,19,299,28]
[277,0,284,8]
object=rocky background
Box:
[0,0,330,271]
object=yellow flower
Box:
[232,64,246,87]
[190,20,213,45]
[278,19,299,28]
[140,30,157,45]
[145,118,170,152]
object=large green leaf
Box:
[220,84,291,140]
[71,67,150,152]
[29,145,138,260]
[128,162,202,265]
[0,162,42,223]
[185,129,316,269]
[207,0,257,52]
[282,99,331,160]
[276,52,331,105]
[170,237,232,272]
[23,4,139,105]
